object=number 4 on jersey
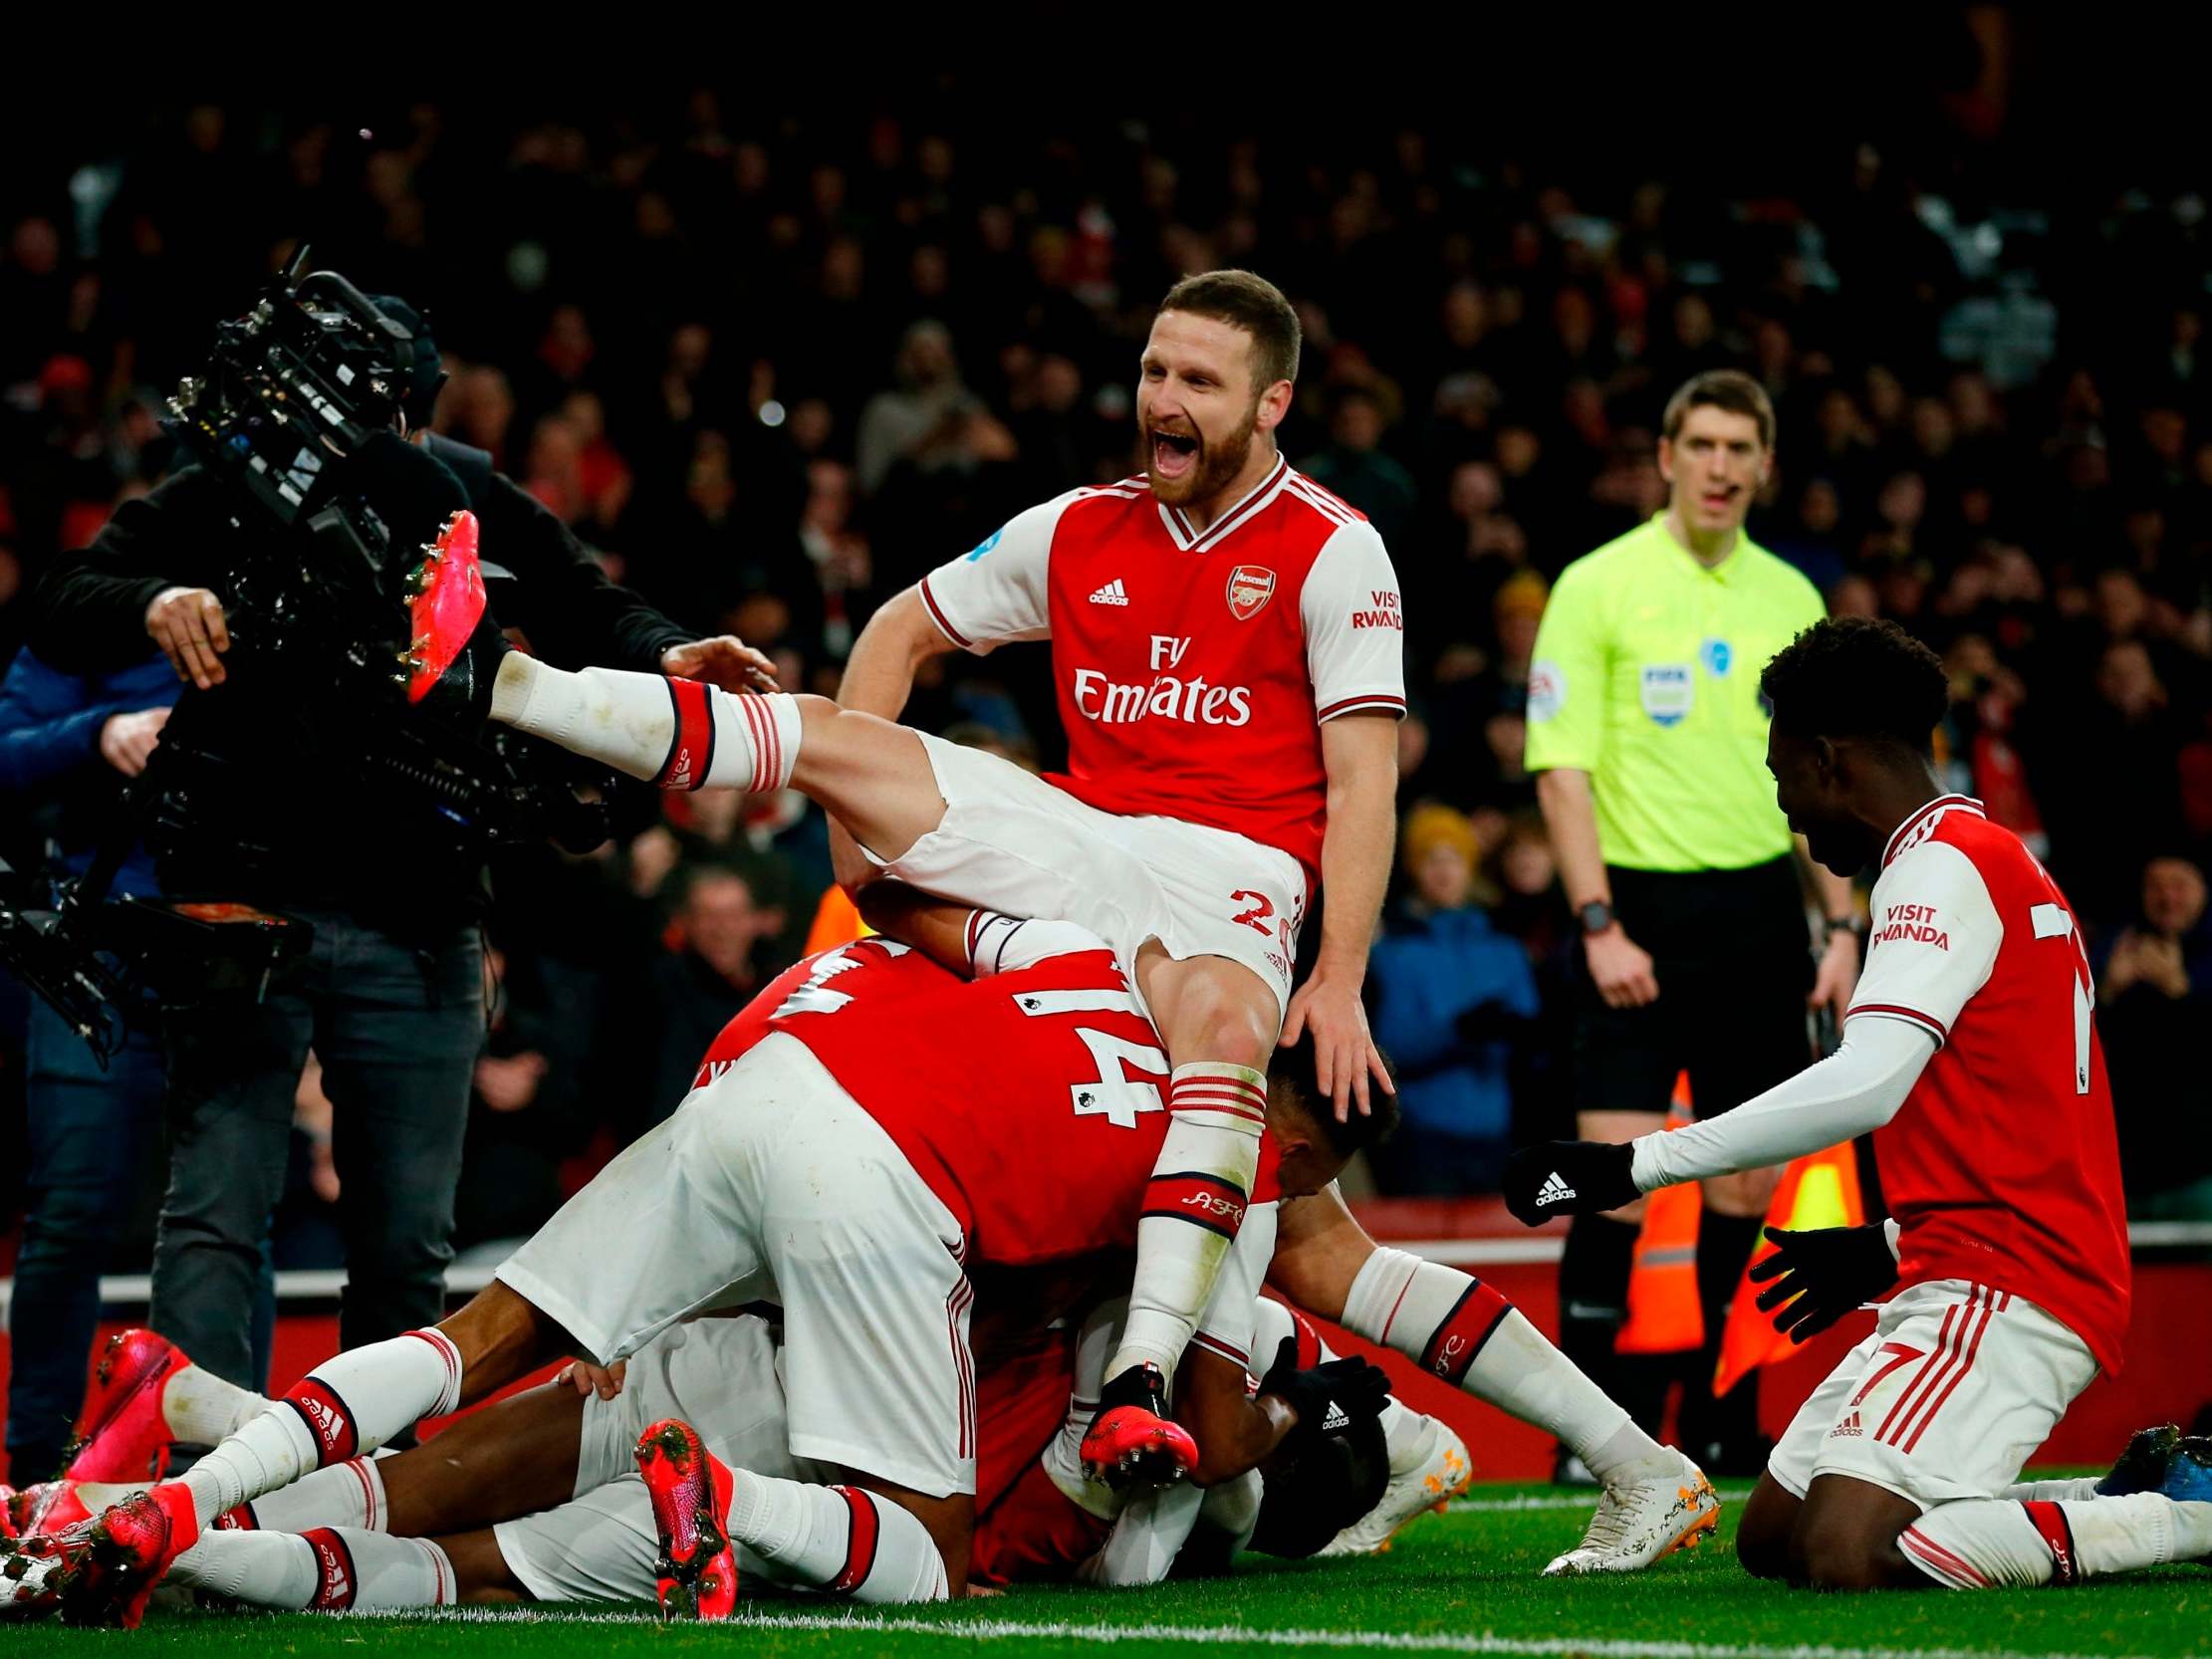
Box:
[1010,986,1169,1128]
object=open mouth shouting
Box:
[1151,427,1200,483]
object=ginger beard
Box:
[1146,393,1262,507]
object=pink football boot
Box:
[634,1418,739,1620]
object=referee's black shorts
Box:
[1572,856,1816,1123]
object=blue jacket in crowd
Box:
[0,647,177,896]
[1368,900,1540,1144]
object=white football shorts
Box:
[1766,1277,2099,1511]
[876,732,1306,1022]
[493,1315,832,1603]
[496,1032,977,1498]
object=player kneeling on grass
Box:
[0,898,1385,1626]
[1502,617,2212,1590]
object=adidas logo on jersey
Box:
[1088,579,1130,606]
[1832,1410,1864,1438]
[1535,1172,1576,1207]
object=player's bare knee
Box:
[1735,1479,1801,1580]
[437,1282,562,1400]
[1145,955,1276,1067]
[436,1530,529,1603]
[1794,1514,1913,1592]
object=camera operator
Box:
[0,643,179,1480]
[23,290,770,1394]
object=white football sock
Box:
[173,1527,454,1610]
[169,1530,318,1607]
[725,1474,948,1602]
[2000,1477,2103,1503]
[180,1329,460,1529]
[1901,1495,2212,1587]
[227,1456,388,1534]
[1342,1248,1674,1486]
[1109,1064,1266,1380]
[161,1365,268,1446]
[489,654,801,793]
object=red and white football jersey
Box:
[1844,796,2130,1371]
[693,916,1280,1269]
[915,457,1406,879]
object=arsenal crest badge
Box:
[1226,565,1276,621]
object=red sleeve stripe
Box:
[1417,1279,1514,1387]
[1190,1331,1250,1369]
[1291,1308,1326,1370]
[1141,1170,1249,1240]
[1899,1288,2000,1453]
[946,1278,975,1458]
[733,688,778,794]
[828,1486,881,1594]
[1169,1074,1268,1104]
[964,910,985,972]
[1318,693,1408,721]
[918,579,972,648]
[1846,1003,1948,1046]
[1899,1525,1991,1588]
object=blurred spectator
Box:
[855,322,1015,498]
[2099,855,2212,1218]
[647,863,787,1117]
[1366,806,1540,1195]
[1299,389,1419,552]
[3,63,2211,1239]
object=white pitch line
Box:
[1446,1490,1755,1513]
[352,1604,2173,1659]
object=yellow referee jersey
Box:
[1524,514,1825,872]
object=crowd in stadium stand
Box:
[2,96,2209,1277]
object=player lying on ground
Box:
[1502,616,2212,1589]
[3,1288,1416,1612]
[0,902,1387,1625]
[401,269,1405,1479]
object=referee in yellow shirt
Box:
[1524,370,1861,1478]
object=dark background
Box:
[2,11,2207,1261]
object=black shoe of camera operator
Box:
[393,509,508,725]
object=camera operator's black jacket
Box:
[27,435,695,936]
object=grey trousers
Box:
[151,911,484,1388]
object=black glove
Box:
[1501,1140,1639,1225]
[1747,1223,1899,1342]
[1258,1335,1391,1460]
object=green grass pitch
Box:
[7,1485,2205,1657]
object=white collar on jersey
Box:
[1156,453,1291,553]
[1881,794,1986,867]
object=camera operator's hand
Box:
[99,706,171,777]
[145,586,232,689]
[662,635,779,695]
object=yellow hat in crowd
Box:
[1494,570,1550,619]
[1402,802,1480,871]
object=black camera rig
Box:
[0,251,625,1060]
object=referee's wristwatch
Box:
[1824,912,1866,947]
[1578,900,1615,937]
